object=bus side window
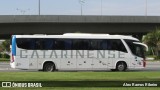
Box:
[54,39,65,50]
[112,42,118,50]
[72,39,90,50]
[73,40,81,50]
[107,40,114,50]
[17,38,35,50]
[52,39,56,49]
[35,39,43,50]
[90,40,100,50]
[64,39,72,50]
[100,40,108,50]
[118,40,127,53]
[108,39,127,53]
[83,40,90,50]
[29,39,35,49]
[35,39,39,49]
[17,38,26,49]
[43,39,54,50]
[107,40,112,50]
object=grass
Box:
[0,72,160,81]
[0,72,160,90]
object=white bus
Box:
[10,34,148,72]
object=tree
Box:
[0,40,10,53]
[143,28,160,58]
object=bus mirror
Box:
[133,42,148,51]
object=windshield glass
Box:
[125,39,144,58]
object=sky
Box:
[0,0,160,16]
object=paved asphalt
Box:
[0,61,159,72]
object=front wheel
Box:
[116,62,127,71]
[43,63,55,72]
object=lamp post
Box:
[101,0,102,15]
[145,0,147,16]
[38,0,40,15]
[79,0,85,16]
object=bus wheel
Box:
[116,62,127,71]
[43,62,55,72]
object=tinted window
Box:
[43,39,54,49]
[72,39,90,50]
[90,40,100,50]
[16,38,126,52]
[64,39,72,50]
[125,39,144,58]
[35,39,43,49]
[90,40,107,50]
[54,39,65,50]
[16,38,35,50]
[107,39,127,52]
[100,40,108,50]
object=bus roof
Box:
[14,34,139,41]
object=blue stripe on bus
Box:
[12,35,16,56]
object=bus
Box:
[10,33,148,72]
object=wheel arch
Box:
[42,61,57,70]
[115,60,128,69]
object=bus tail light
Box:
[143,58,146,67]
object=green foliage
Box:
[0,53,2,58]
[2,53,10,59]
[0,53,10,59]
[0,39,10,52]
[155,56,160,60]
[143,28,160,57]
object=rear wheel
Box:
[116,62,127,71]
[43,62,55,72]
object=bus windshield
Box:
[125,40,145,58]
